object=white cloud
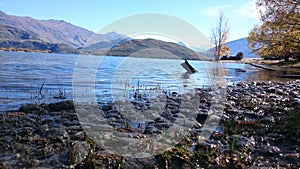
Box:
[235,0,260,20]
[202,5,232,17]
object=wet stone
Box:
[172,113,185,119]
[256,145,281,156]
[196,113,208,124]
[228,135,256,149]
[261,116,275,123]
[70,141,89,165]
[267,87,276,93]
[171,109,180,114]
[48,100,74,112]
[2,80,300,168]
[19,104,38,113]
[105,110,123,119]
[143,125,162,134]
[225,108,243,115]
[154,122,170,129]
[101,104,114,111]
[160,111,176,121]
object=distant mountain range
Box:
[0,10,258,59]
[0,10,124,48]
[78,38,130,55]
[105,38,212,60]
[0,24,77,53]
[226,38,258,58]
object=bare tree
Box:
[211,11,230,61]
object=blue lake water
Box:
[0,51,259,112]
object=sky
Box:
[0,0,261,42]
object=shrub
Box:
[235,52,244,60]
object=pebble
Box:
[1,80,300,168]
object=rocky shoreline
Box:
[1,80,300,168]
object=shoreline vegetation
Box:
[0,47,51,53]
[1,80,300,168]
[220,58,300,68]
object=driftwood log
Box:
[181,59,197,73]
[247,63,276,71]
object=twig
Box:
[38,81,45,96]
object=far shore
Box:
[220,58,300,68]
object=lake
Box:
[0,50,287,112]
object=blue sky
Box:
[0,0,261,42]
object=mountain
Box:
[79,38,131,55]
[105,38,212,60]
[226,38,258,58]
[0,10,124,48]
[0,24,77,53]
[0,24,39,40]
[0,10,205,58]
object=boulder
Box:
[48,100,74,112]
[19,104,38,113]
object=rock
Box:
[101,104,113,111]
[154,117,166,123]
[266,87,276,93]
[265,133,284,144]
[275,88,284,95]
[105,110,122,119]
[167,100,181,108]
[171,109,180,114]
[228,135,256,149]
[48,100,74,112]
[144,125,162,134]
[70,141,90,166]
[154,122,170,129]
[3,79,300,168]
[196,113,208,124]
[289,91,299,97]
[19,104,38,113]
[171,91,179,96]
[292,98,300,106]
[172,113,185,118]
[71,131,86,141]
[225,108,242,115]
[261,116,275,123]
[161,111,176,121]
[256,145,281,156]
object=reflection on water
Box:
[1,50,299,112]
[247,67,300,82]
